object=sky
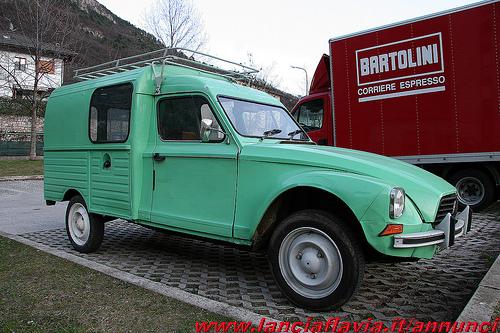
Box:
[97,0,482,96]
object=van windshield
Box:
[219,97,308,141]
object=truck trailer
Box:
[292,0,500,210]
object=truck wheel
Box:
[449,169,494,211]
[65,195,104,253]
[268,210,364,310]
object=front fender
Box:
[279,170,392,220]
[360,191,436,259]
[233,167,392,240]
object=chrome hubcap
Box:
[278,227,343,299]
[76,218,84,231]
[456,177,484,206]
[68,203,90,246]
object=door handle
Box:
[153,153,166,162]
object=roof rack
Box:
[74,48,260,90]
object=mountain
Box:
[66,0,163,67]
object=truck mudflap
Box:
[393,206,472,250]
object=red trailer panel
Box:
[330,0,500,158]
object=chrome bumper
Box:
[393,206,472,249]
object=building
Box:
[0,32,75,99]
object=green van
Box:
[44,49,472,310]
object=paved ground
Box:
[0,180,65,234]
[1,180,499,323]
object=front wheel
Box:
[268,210,364,310]
[65,195,104,253]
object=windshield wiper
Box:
[287,129,305,140]
[261,128,282,139]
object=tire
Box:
[268,209,365,310]
[65,195,104,253]
[449,169,494,211]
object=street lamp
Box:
[290,65,309,96]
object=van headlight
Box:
[390,187,405,218]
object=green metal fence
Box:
[0,132,44,156]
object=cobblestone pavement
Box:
[22,205,500,323]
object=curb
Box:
[456,254,500,323]
[0,175,43,182]
[0,231,278,328]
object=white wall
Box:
[0,50,64,98]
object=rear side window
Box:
[89,83,133,143]
[295,99,324,131]
[157,95,223,142]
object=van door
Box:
[293,94,331,145]
[88,83,133,219]
[150,95,238,238]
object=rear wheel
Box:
[268,210,364,310]
[449,169,494,211]
[66,195,104,253]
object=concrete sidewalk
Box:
[457,254,500,323]
[0,180,65,235]
[0,175,43,181]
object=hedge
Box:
[0,98,46,117]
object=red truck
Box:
[292,0,500,210]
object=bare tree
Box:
[0,0,79,159]
[246,52,282,89]
[143,0,206,51]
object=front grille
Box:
[435,194,457,221]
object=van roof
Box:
[51,63,282,107]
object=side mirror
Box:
[200,118,229,144]
[200,119,214,142]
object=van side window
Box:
[296,99,324,131]
[158,96,223,142]
[89,83,133,143]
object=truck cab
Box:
[292,55,332,146]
